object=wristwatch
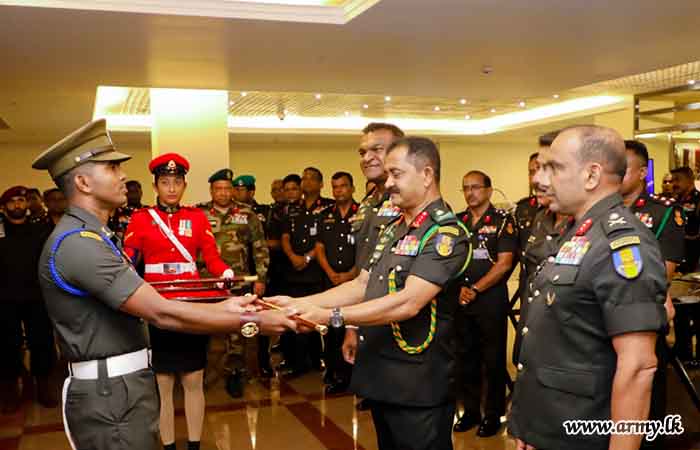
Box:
[329,307,345,328]
[240,312,260,338]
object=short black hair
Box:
[624,140,649,166]
[42,188,61,200]
[26,188,41,197]
[362,122,405,138]
[529,152,539,162]
[283,174,302,186]
[126,180,142,189]
[387,136,441,183]
[559,125,627,179]
[303,167,323,182]
[332,171,354,186]
[671,166,694,180]
[464,170,492,188]
[539,130,560,147]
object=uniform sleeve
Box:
[658,207,685,263]
[590,233,667,337]
[497,214,518,254]
[123,211,145,261]
[248,212,270,281]
[56,233,144,310]
[409,225,469,286]
[197,210,230,276]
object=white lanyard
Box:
[147,208,194,263]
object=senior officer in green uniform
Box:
[199,169,270,397]
[233,175,272,230]
[453,170,517,437]
[509,126,667,450]
[269,137,471,450]
[342,123,404,401]
[32,119,295,450]
[621,139,684,450]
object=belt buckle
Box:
[163,263,178,274]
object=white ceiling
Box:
[2,0,700,143]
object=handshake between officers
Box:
[268,137,472,450]
[31,119,297,450]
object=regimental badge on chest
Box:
[635,212,654,228]
[231,214,248,225]
[377,200,401,217]
[178,219,192,237]
[554,236,590,266]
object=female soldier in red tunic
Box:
[124,153,233,450]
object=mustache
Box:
[387,187,400,194]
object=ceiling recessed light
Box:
[689,80,697,85]
[344,111,350,116]
[241,91,248,97]
[362,104,369,109]
[459,99,467,105]
[464,114,471,120]
[385,96,392,102]
[434,106,441,112]
[490,108,497,113]
[518,101,526,108]
[553,94,560,99]
[229,100,235,106]
[283,109,288,115]
[315,93,322,100]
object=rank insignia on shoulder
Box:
[610,235,641,250]
[435,233,454,257]
[79,231,103,242]
[607,213,627,228]
[554,236,590,265]
[612,245,643,279]
[438,225,460,236]
[675,209,685,227]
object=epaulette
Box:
[429,207,456,224]
[601,208,635,236]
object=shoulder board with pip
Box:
[429,206,456,224]
[601,209,635,236]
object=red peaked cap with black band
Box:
[0,186,28,205]
[149,153,190,178]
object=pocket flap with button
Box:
[536,366,596,398]
[550,265,579,285]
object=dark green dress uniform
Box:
[351,199,470,450]
[455,204,517,420]
[509,194,667,450]
[514,195,540,252]
[513,209,573,363]
[351,187,401,270]
[318,201,359,385]
[39,206,158,450]
[32,119,158,450]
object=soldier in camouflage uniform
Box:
[198,169,270,398]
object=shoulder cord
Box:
[655,207,673,240]
[49,229,121,296]
[387,221,472,354]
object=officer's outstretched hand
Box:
[258,309,297,335]
[264,296,327,333]
[221,295,260,314]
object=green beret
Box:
[233,175,256,189]
[208,168,234,184]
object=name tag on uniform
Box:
[554,236,590,266]
[395,235,419,256]
[178,219,192,237]
[473,248,490,260]
[231,214,248,225]
[377,200,401,217]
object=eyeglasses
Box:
[461,185,486,193]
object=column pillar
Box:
[150,88,229,204]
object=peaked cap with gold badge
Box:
[32,119,131,179]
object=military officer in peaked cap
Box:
[32,119,295,450]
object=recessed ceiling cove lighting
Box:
[362,104,369,109]
[518,101,526,108]
[490,108,497,113]
[434,106,441,111]
[460,99,467,105]
[344,111,350,116]
[464,115,471,120]
[385,96,392,102]
[315,93,322,99]
[241,92,248,97]
[553,94,560,99]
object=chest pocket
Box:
[549,264,579,285]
